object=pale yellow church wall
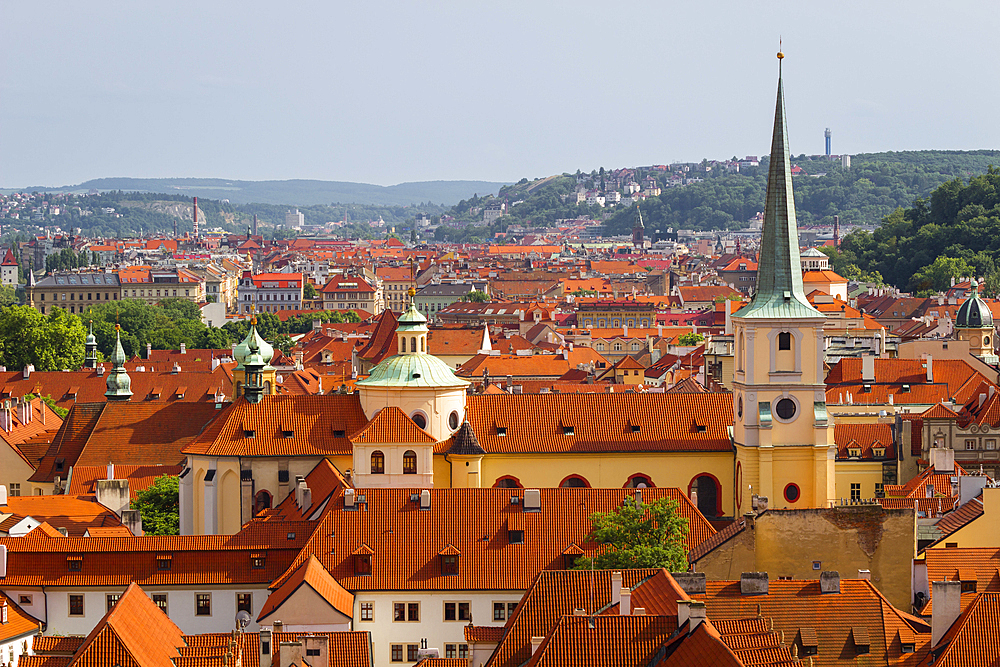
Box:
[834,461,885,502]
[358,386,466,443]
[474,451,733,507]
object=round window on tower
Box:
[448,411,459,430]
[985,336,991,346]
[784,483,800,503]
[774,398,797,422]
[412,412,427,430]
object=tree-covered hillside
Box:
[834,167,1000,294]
[604,151,1000,235]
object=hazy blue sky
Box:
[3,1,998,188]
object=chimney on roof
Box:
[688,601,707,633]
[634,488,642,507]
[260,629,272,667]
[619,588,632,616]
[107,462,114,480]
[858,569,871,581]
[523,489,541,511]
[420,489,431,510]
[611,571,623,609]
[302,635,328,667]
[121,508,143,536]
[930,447,955,474]
[926,355,933,383]
[572,608,586,616]
[180,342,186,354]
[819,571,841,593]
[980,393,987,409]
[862,355,875,383]
[932,580,962,646]
[740,572,769,595]
[278,641,303,667]
[0,486,6,507]
[530,637,544,656]
[676,599,690,627]
[272,621,283,633]
[344,488,356,509]
[294,476,310,510]
[22,364,32,379]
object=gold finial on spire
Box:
[777,37,783,60]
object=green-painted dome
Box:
[956,280,993,329]
[357,353,470,389]
[235,317,274,369]
[396,301,428,332]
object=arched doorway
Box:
[254,490,272,516]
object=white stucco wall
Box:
[353,591,521,667]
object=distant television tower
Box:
[825,128,832,160]
[833,214,840,247]
[193,197,199,240]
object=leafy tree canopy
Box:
[0,306,86,371]
[678,332,705,346]
[132,475,179,536]
[573,496,689,572]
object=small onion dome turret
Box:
[956,279,994,329]
[234,316,275,369]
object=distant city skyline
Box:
[2,1,999,188]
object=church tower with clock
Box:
[731,51,836,513]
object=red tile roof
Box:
[0,519,317,587]
[277,489,713,596]
[834,423,895,460]
[459,393,733,454]
[932,592,1000,665]
[30,402,222,482]
[692,579,932,667]
[0,593,41,643]
[527,614,676,667]
[0,495,123,536]
[183,395,368,458]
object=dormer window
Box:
[496,427,507,436]
[55,458,65,472]
[68,556,83,571]
[282,429,294,438]
[251,553,266,569]
[355,554,372,575]
[244,429,255,438]
[848,448,862,458]
[561,425,574,436]
[873,447,885,458]
[441,555,458,575]
[156,555,172,570]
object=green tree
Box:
[572,496,689,571]
[22,393,69,419]
[303,282,318,299]
[910,255,972,293]
[0,306,86,371]
[461,290,489,303]
[132,475,179,536]
[678,332,705,346]
[0,285,18,306]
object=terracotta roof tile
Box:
[0,495,122,536]
[278,489,713,596]
[933,592,1000,665]
[0,519,317,587]
[33,636,86,655]
[183,395,368,458]
[0,592,41,644]
[692,579,932,667]
[527,614,676,667]
[30,402,221,483]
[461,393,733,454]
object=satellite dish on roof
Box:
[236,610,251,629]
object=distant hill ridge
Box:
[11,177,509,207]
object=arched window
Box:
[493,476,523,489]
[420,337,425,352]
[371,450,385,474]
[412,413,427,429]
[410,337,416,352]
[737,332,745,372]
[253,490,272,515]
[235,381,243,397]
[560,475,590,488]
[690,474,721,518]
[624,474,654,489]
[403,450,417,474]
[263,380,271,394]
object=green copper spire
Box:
[105,325,133,401]
[734,55,822,320]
